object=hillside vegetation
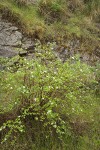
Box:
[0,0,99,57]
[0,44,100,150]
[0,0,100,41]
[0,0,100,150]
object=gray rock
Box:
[0,18,35,58]
[19,51,28,57]
[0,19,22,50]
[0,46,18,58]
[22,37,35,51]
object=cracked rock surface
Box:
[0,17,35,58]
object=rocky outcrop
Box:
[0,16,99,65]
[53,40,100,64]
[0,17,35,58]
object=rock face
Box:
[0,16,99,64]
[0,17,35,58]
[54,39,100,64]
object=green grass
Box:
[0,0,45,37]
[0,0,99,43]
